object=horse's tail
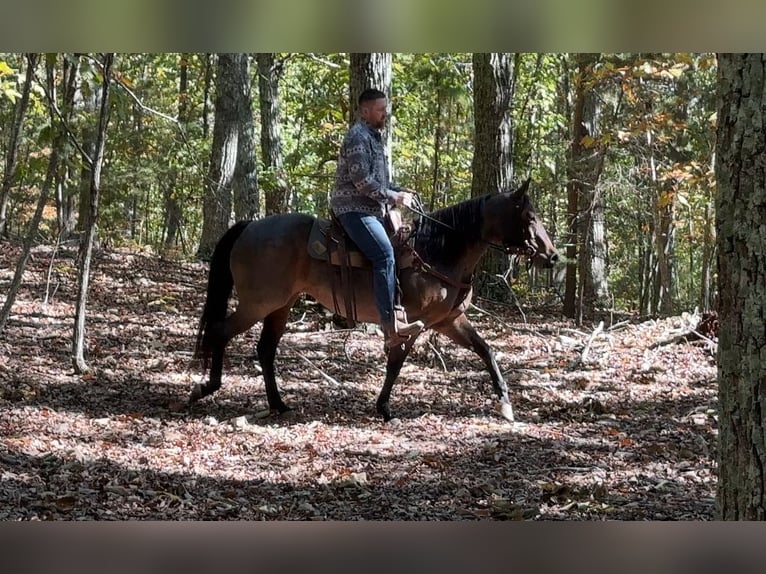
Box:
[194,221,250,369]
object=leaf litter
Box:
[0,241,717,520]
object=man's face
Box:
[360,97,387,130]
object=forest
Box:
[0,53,759,521]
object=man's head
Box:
[358,88,387,130]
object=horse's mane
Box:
[413,194,490,266]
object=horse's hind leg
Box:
[432,313,514,422]
[257,301,297,414]
[190,309,259,403]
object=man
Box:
[330,88,424,348]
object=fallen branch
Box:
[294,351,341,386]
[580,321,604,364]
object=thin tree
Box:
[715,52,766,519]
[0,53,38,238]
[72,53,113,374]
[163,53,189,252]
[0,54,54,333]
[258,53,291,215]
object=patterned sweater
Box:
[330,121,400,217]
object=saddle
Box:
[307,209,415,327]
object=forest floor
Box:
[0,240,718,520]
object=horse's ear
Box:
[512,177,531,199]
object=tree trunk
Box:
[54,54,78,240]
[716,52,766,520]
[0,56,59,333]
[470,53,516,299]
[565,53,609,321]
[470,53,514,197]
[163,53,189,252]
[72,53,113,374]
[232,54,259,221]
[0,53,38,238]
[76,66,99,235]
[197,53,242,259]
[349,53,393,173]
[258,53,291,216]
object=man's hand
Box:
[394,190,416,208]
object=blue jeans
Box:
[336,211,396,325]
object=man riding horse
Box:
[330,88,424,349]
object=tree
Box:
[470,53,516,297]
[72,53,113,373]
[715,52,766,520]
[470,52,515,197]
[0,53,37,238]
[232,54,259,221]
[258,53,291,215]
[197,53,256,258]
[162,53,189,251]
[564,53,610,320]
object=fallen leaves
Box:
[0,241,718,520]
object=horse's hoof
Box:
[496,401,515,423]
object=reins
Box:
[407,194,526,256]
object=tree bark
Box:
[72,53,113,374]
[232,54,259,221]
[197,54,242,259]
[715,52,766,520]
[470,53,514,197]
[565,53,609,320]
[470,53,515,299]
[163,53,189,251]
[0,53,38,238]
[258,53,291,215]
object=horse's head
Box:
[483,178,559,268]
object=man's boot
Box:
[382,309,424,351]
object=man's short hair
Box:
[359,88,386,105]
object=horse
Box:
[191,178,558,422]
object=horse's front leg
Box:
[375,335,419,422]
[432,313,514,422]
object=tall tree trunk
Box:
[232,54,259,221]
[565,53,609,321]
[349,53,393,174]
[258,53,291,216]
[76,65,99,235]
[0,53,38,238]
[0,56,59,333]
[202,54,214,140]
[716,52,766,520]
[197,53,242,258]
[470,53,516,299]
[471,53,514,197]
[54,54,79,240]
[163,53,189,252]
[72,53,113,374]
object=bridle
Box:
[407,193,540,259]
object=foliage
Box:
[0,52,718,314]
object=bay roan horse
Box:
[191,178,558,422]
